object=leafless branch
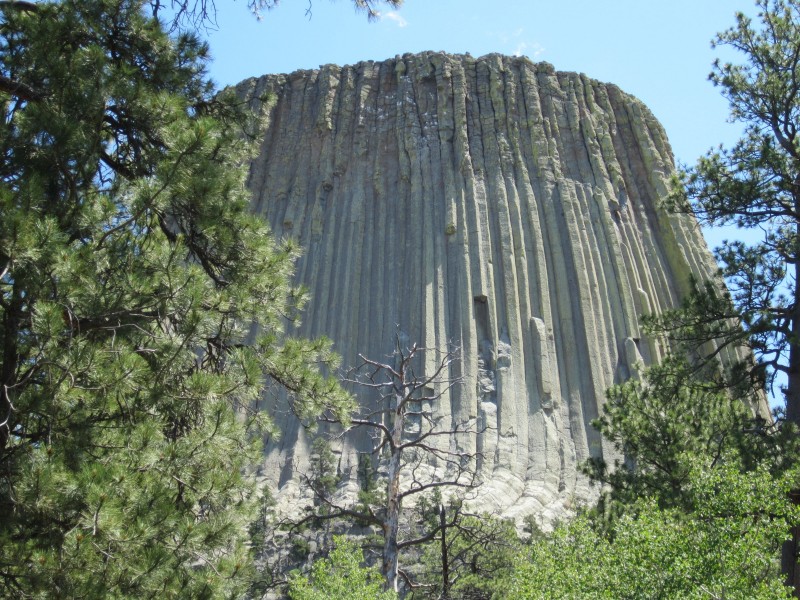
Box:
[288,339,485,593]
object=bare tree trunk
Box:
[309,342,474,593]
[0,287,22,454]
[783,491,800,597]
[382,389,405,593]
[783,252,800,597]
[785,253,800,427]
[440,503,449,599]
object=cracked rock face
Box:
[236,52,721,520]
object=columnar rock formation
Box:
[235,52,720,520]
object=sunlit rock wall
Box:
[235,52,719,521]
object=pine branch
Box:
[0,1,38,13]
[0,75,44,102]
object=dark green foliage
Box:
[357,450,378,494]
[663,0,800,422]
[410,493,520,600]
[584,353,780,513]
[248,489,281,596]
[290,537,312,563]
[249,489,277,558]
[641,1,800,587]
[309,437,339,511]
[0,1,351,596]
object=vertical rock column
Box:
[237,52,720,519]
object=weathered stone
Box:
[236,52,723,518]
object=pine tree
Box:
[663,0,800,431]
[0,1,353,596]
[584,354,778,513]
[652,0,800,589]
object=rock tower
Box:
[235,52,719,520]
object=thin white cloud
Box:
[514,42,545,59]
[490,28,544,59]
[381,11,408,28]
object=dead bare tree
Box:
[298,339,485,594]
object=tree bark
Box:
[0,285,22,453]
[783,491,800,596]
[783,233,800,597]
[382,388,405,593]
[440,503,449,599]
[0,75,44,102]
[0,2,39,14]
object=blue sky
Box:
[205,1,756,251]
[205,0,750,172]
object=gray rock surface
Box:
[235,52,723,520]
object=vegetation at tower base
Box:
[578,0,800,595]
[584,353,785,514]
[616,0,800,590]
[578,355,797,597]
[287,536,397,600]
[0,1,360,596]
[500,461,799,600]
[409,496,519,600]
[287,490,519,599]
[292,455,797,599]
